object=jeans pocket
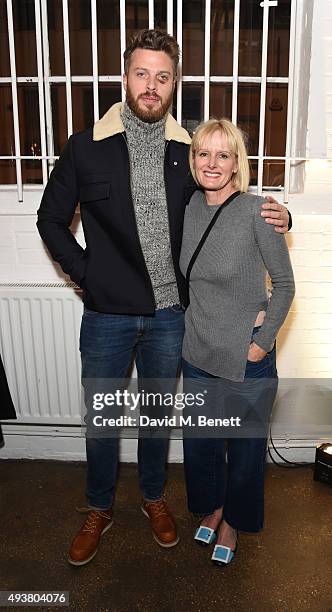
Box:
[170,303,185,313]
[245,344,276,379]
[247,351,269,365]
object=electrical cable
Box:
[268,428,310,468]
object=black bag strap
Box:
[185,191,240,306]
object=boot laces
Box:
[83,510,111,533]
[146,499,168,518]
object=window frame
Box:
[0,0,315,207]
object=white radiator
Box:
[0,285,324,463]
[0,284,83,425]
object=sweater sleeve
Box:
[252,198,295,353]
[36,135,87,287]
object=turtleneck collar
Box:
[121,101,167,140]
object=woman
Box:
[179,119,295,565]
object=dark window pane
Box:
[267,0,291,77]
[0,0,10,76]
[126,1,148,45]
[249,159,258,186]
[154,0,167,30]
[12,0,37,76]
[210,0,234,76]
[72,84,93,133]
[238,0,263,77]
[237,84,260,155]
[265,84,288,156]
[182,83,203,134]
[97,0,121,74]
[0,86,14,154]
[172,89,177,121]
[0,160,16,184]
[47,0,65,75]
[209,83,232,120]
[182,0,205,76]
[249,160,286,189]
[17,85,41,155]
[68,0,92,75]
[22,160,42,184]
[263,160,285,189]
[51,85,68,155]
[99,84,122,117]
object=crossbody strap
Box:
[185,191,240,307]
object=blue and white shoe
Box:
[194,525,217,546]
[211,539,238,566]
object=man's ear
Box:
[123,73,127,92]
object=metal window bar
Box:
[148,0,154,29]
[167,0,173,36]
[120,0,126,101]
[284,0,298,202]
[62,0,73,137]
[34,0,48,186]
[1,156,326,162]
[203,0,211,121]
[176,0,183,125]
[0,75,290,84]
[6,0,23,201]
[231,0,240,123]
[91,0,99,122]
[41,0,55,176]
[257,0,274,195]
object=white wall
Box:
[1,0,331,460]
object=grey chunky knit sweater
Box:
[121,103,179,309]
[179,191,295,382]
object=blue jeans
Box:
[80,305,184,510]
[182,327,278,532]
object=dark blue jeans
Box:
[182,327,278,532]
[80,305,184,510]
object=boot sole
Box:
[141,506,179,548]
[68,520,113,566]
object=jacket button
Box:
[173,161,178,166]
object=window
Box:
[0,0,305,202]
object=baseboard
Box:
[0,425,324,463]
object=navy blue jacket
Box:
[37,103,195,314]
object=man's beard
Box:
[126,86,173,123]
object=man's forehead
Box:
[129,48,174,72]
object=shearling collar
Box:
[93,102,191,145]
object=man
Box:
[37,29,291,566]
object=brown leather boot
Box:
[68,508,113,566]
[141,499,179,548]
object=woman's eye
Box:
[198,152,208,157]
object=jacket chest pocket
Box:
[79,182,111,204]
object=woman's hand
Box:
[247,342,267,363]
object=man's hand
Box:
[261,196,289,234]
[247,342,267,363]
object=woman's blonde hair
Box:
[189,118,250,193]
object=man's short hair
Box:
[124,29,180,76]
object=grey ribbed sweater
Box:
[179,191,295,382]
[121,103,179,309]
